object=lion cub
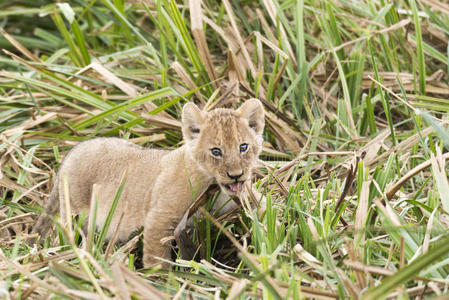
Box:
[33,99,264,267]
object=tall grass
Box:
[1,0,449,298]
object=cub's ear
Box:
[238,98,265,135]
[182,102,204,141]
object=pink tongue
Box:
[229,183,241,192]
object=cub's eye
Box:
[210,148,222,157]
[239,143,249,153]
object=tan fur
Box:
[32,99,264,267]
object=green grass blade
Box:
[96,170,128,249]
[409,0,426,94]
[51,13,83,67]
[364,234,449,300]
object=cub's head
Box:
[182,99,264,196]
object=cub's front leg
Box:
[143,204,180,267]
[143,176,205,268]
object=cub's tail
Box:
[31,179,59,243]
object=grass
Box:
[1,0,449,298]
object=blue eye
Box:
[211,148,222,157]
[240,143,248,153]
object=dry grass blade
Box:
[355,181,370,244]
[430,150,449,213]
[293,243,320,266]
[0,27,41,62]
[0,250,68,296]
[105,212,125,259]
[222,0,256,78]
[344,260,394,277]
[65,290,103,299]
[111,262,131,300]
[369,127,434,168]
[120,265,168,299]
[266,113,302,154]
[337,268,361,299]
[373,198,401,227]
[2,112,57,137]
[50,261,100,283]
[144,114,181,130]
[419,0,449,14]
[0,51,50,77]
[421,208,435,259]
[368,76,416,111]
[172,280,189,300]
[387,284,443,299]
[1,250,76,276]
[226,279,249,299]
[171,61,204,104]
[204,83,236,111]
[0,213,34,231]
[296,288,337,300]
[112,233,142,262]
[329,19,411,53]
[260,0,296,66]
[189,0,217,88]
[346,243,367,290]
[89,62,138,97]
[335,160,358,226]
[0,176,41,202]
[386,152,449,200]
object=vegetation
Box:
[1,0,449,298]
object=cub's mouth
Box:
[223,181,244,193]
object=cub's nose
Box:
[227,170,244,180]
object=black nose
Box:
[227,171,244,180]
